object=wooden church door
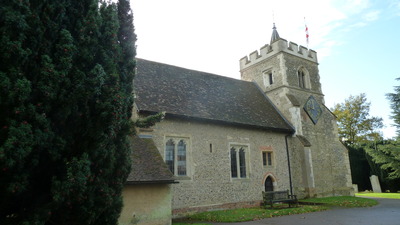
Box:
[264,176,274,192]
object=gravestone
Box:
[352,184,359,193]
[370,175,382,193]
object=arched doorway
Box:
[264,176,274,192]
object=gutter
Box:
[125,180,179,185]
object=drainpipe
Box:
[285,134,293,196]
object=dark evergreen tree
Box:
[365,140,400,191]
[0,0,136,224]
[347,145,372,191]
[347,142,400,192]
[363,78,400,190]
[387,78,400,137]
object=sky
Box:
[131,0,400,139]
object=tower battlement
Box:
[240,38,318,71]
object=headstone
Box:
[352,184,359,193]
[370,175,382,193]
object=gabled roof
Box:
[126,136,176,184]
[134,58,294,133]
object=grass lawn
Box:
[173,223,212,225]
[299,196,378,207]
[172,196,378,225]
[356,192,400,199]
[173,204,328,224]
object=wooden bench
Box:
[262,190,298,208]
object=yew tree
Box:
[365,78,400,180]
[366,140,400,180]
[387,78,400,137]
[0,0,136,224]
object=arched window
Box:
[297,68,310,89]
[177,140,187,176]
[298,70,305,88]
[230,147,237,178]
[230,145,248,179]
[239,147,246,178]
[165,138,189,176]
[165,139,175,174]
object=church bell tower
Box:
[239,24,322,136]
[239,24,353,198]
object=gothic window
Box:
[230,147,238,178]
[262,151,273,166]
[298,70,305,88]
[165,139,175,173]
[230,145,248,178]
[165,138,189,176]
[177,140,187,176]
[239,148,246,177]
[297,68,310,89]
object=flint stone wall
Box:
[143,117,293,216]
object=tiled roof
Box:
[135,59,294,133]
[126,136,175,184]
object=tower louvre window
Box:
[298,70,305,88]
[297,68,311,89]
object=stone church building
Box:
[126,24,353,222]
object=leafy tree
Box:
[0,0,137,224]
[332,93,383,145]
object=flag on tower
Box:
[304,17,309,47]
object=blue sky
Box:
[131,0,400,138]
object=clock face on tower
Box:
[304,95,322,124]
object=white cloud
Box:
[131,0,386,75]
[347,21,368,29]
[341,0,371,14]
[389,0,400,16]
[363,10,380,21]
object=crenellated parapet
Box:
[240,38,318,71]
